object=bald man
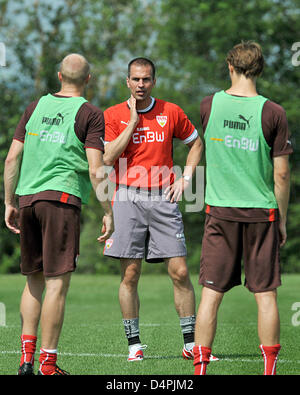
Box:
[4,53,114,375]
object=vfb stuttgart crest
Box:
[105,239,114,249]
[156,115,167,128]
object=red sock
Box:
[193,345,211,375]
[39,349,58,375]
[20,334,37,366]
[259,344,281,375]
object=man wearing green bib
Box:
[4,54,114,375]
[193,42,292,375]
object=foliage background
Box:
[0,0,299,274]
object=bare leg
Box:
[40,272,72,349]
[165,257,195,317]
[255,290,280,346]
[20,271,45,336]
[119,259,142,319]
[194,286,224,348]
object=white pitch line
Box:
[2,323,214,331]
[1,350,300,364]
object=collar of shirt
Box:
[127,96,155,113]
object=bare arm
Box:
[165,136,204,202]
[86,148,114,242]
[103,96,139,166]
[273,155,290,247]
[182,136,204,178]
[4,140,24,234]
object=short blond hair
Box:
[60,53,90,86]
[226,41,264,78]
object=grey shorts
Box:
[103,186,187,263]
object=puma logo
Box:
[238,114,253,127]
[57,113,65,124]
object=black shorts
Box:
[199,214,281,293]
[19,201,80,277]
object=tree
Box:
[0,0,155,272]
[1,0,299,273]
[151,0,300,272]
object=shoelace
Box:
[140,344,147,351]
[129,344,148,357]
[49,366,70,375]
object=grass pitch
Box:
[0,272,299,375]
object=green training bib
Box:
[204,91,277,208]
[16,94,91,204]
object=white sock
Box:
[129,343,141,351]
[185,342,195,351]
[40,348,57,354]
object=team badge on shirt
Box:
[156,115,168,128]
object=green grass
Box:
[0,273,300,375]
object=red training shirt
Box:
[104,97,198,188]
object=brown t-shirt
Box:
[14,94,105,209]
[200,93,293,222]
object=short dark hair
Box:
[128,57,156,79]
[226,41,264,78]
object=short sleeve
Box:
[104,108,120,143]
[75,103,105,151]
[261,101,293,157]
[200,95,214,134]
[13,100,39,142]
[173,105,197,144]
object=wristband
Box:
[182,175,191,182]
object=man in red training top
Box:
[103,57,210,362]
